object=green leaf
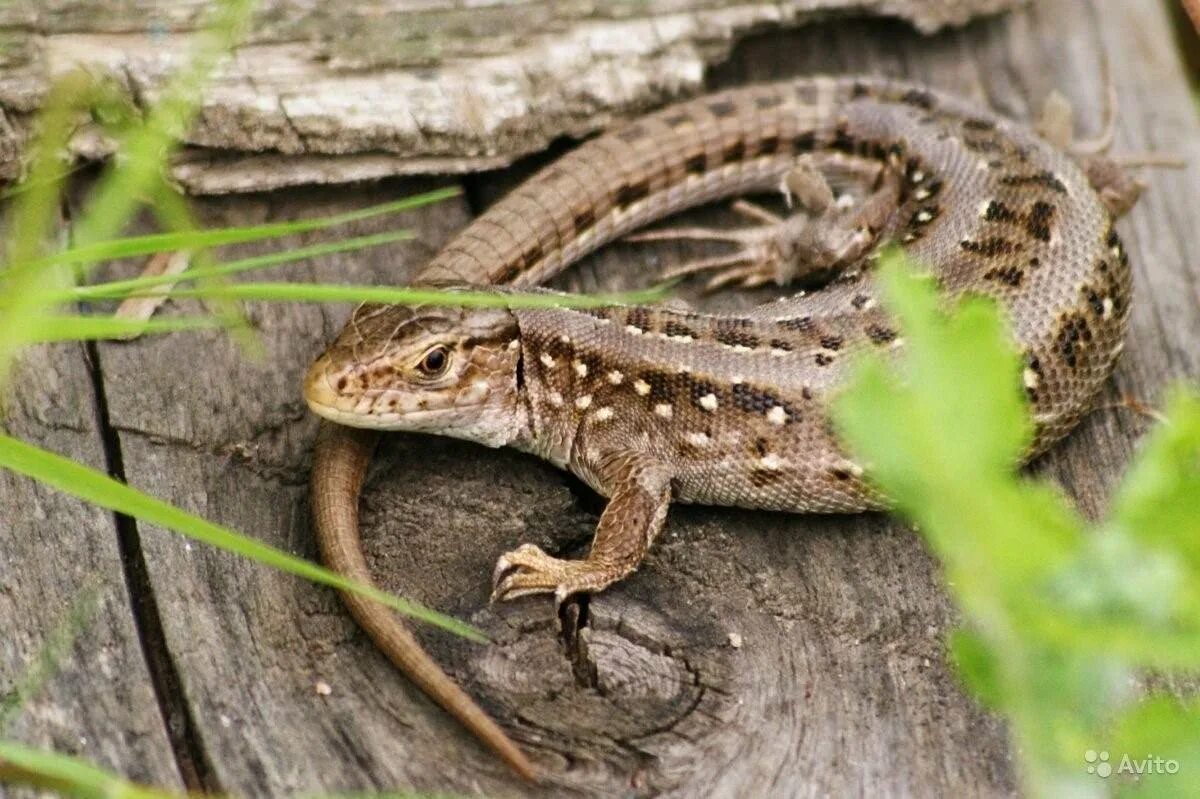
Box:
[1110,697,1200,798]
[947,628,1003,710]
[830,248,1200,795]
[0,434,485,643]
[1111,388,1200,573]
[0,741,186,799]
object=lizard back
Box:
[401,76,1131,512]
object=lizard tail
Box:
[310,421,538,782]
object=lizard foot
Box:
[491,544,620,606]
[626,199,798,290]
[627,157,894,290]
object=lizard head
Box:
[304,302,528,447]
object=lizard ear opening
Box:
[514,347,526,392]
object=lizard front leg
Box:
[491,452,672,605]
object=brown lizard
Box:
[306,76,1142,781]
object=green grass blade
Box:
[65,0,258,256]
[115,281,677,309]
[20,189,459,272]
[66,231,416,303]
[0,434,485,643]
[25,315,227,342]
[0,71,98,391]
[0,741,187,799]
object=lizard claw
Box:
[490,543,606,606]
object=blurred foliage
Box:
[833,250,1200,798]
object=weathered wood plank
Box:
[0,0,1018,192]
[0,337,182,789]
[49,0,1200,796]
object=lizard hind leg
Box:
[491,452,672,607]
[627,155,896,291]
[1037,86,1182,217]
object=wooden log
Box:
[0,0,1018,192]
[8,0,1199,794]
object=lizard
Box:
[305,75,1143,781]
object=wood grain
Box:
[0,0,1018,193]
[3,0,1198,795]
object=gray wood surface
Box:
[0,340,184,790]
[3,0,1199,796]
[0,0,1017,193]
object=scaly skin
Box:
[306,76,1139,779]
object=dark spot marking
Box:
[815,353,834,366]
[1029,256,1041,268]
[999,170,1068,194]
[684,152,707,174]
[662,319,698,339]
[639,370,674,402]
[626,306,653,332]
[851,294,871,309]
[521,240,543,267]
[724,140,746,162]
[961,237,1021,257]
[617,179,650,207]
[984,265,1025,287]
[867,325,897,344]
[779,316,813,332]
[768,338,794,352]
[708,99,737,117]
[901,88,936,110]
[963,117,996,131]
[1025,201,1056,242]
[1083,286,1105,317]
[851,82,871,99]
[663,112,690,128]
[687,377,722,405]
[336,377,347,392]
[573,208,594,230]
[1054,313,1093,368]
[732,384,795,421]
[801,387,814,400]
[984,200,1019,224]
[963,135,1002,154]
[750,469,784,488]
[753,437,770,457]
[794,131,816,152]
[755,93,784,109]
[820,335,844,351]
[832,127,855,153]
[715,325,762,349]
[759,134,780,154]
[830,467,853,481]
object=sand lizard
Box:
[304,76,1142,781]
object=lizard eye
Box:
[416,345,451,377]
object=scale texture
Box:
[307,74,1136,779]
